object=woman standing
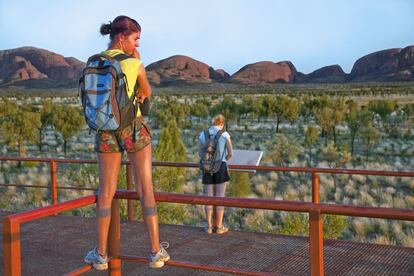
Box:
[198,114,233,234]
[84,15,169,270]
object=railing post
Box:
[3,217,21,276]
[50,160,58,205]
[309,208,324,276]
[126,164,135,221]
[312,172,319,203]
[108,199,121,276]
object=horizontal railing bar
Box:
[0,183,50,189]
[6,195,96,224]
[318,203,414,221]
[56,186,97,191]
[228,165,414,177]
[1,156,414,177]
[4,188,414,223]
[117,190,313,212]
[0,183,97,191]
[116,191,414,221]
[62,264,93,276]
[119,254,281,276]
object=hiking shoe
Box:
[149,242,170,268]
[84,247,108,270]
[205,226,213,234]
[215,226,229,235]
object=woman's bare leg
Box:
[97,152,122,255]
[204,184,214,229]
[128,144,160,253]
[214,182,227,228]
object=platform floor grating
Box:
[1,211,414,275]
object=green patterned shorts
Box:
[95,117,152,153]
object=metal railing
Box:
[1,156,414,275]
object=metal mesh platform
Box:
[1,211,414,275]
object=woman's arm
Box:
[136,63,152,102]
[225,138,233,161]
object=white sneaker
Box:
[149,242,170,268]
[84,247,108,270]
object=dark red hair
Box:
[100,15,141,41]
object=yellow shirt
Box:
[102,49,142,116]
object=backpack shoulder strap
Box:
[113,53,132,62]
[87,53,117,63]
[203,129,210,143]
[213,129,225,145]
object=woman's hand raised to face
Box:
[131,49,141,59]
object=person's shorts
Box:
[202,162,230,184]
[95,117,152,153]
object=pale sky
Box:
[0,0,413,74]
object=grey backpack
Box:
[79,53,136,131]
[199,129,225,174]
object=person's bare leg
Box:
[214,182,227,228]
[128,144,160,253]
[204,184,214,229]
[97,152,122,256]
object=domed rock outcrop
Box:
[146,55,225,85]
[0,46,85,83]
[305,65,347,83]
[350,46,414,81]
[230,61,297,84]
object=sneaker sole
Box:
[149,256,171,269]
[84,259,108,270]
[93,263,108,270]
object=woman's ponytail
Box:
[100,23,112,35]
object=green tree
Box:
[321,142,351,194]
[237,95,255,125]
[403,103,414,121]
[152,97,190,128]
[273,96,301,133]
[324,215,347,239]
[38,100,54,151]
[314,98,345,145]
[360,123,381,163]
[347,106,375,157]
[51,104,84,155]
[252,96,266,122]
[211,96,237,130]
[321,142,351,169]
[0,99,41,157]
[154,119,187,223]
[190,100,209,122]
[260,95,276,123]
[304,124,320,167]
[368,99,397,121]
[228,172,252,228]
[269,133,301,167]
[330,99,346,145]
[154,119,187,192]
[301,95,317,123]
[279,213,347,239]
[314,104,335,145]
[279,213,309,236]
[345,100,360,156]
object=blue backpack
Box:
[79,53,136,131]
